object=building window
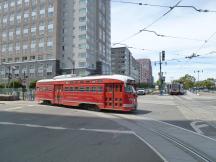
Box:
[48,7,54,16]
[48,24,54,32]
[79,62,86,67]
[30,56,35,60]
[16,28,21,35]
[32,12,37,20]
[15,58,20,62]
[22,56,28,61]
[79,34,86,40]
[47,41,53,48]
[79,53,86,58]
[39,9,45,17]
[38,56,43,60]
[17,0,22,6]
[79,16,86,22]
[79,8,86,14]
[79,43,86,49]
[39,25,45,35]
[79,25,86,31]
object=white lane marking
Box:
[0,122,67,130]
[68,108,216,142]
[190,121,209,135]
[79,128,134,134]
[0,121,133,134]
[133,132,168,162]
[4,107,23,111]
[27,105,35,107]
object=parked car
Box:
[203,88,209,92]
[137,89,146,95]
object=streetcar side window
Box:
[115,85,119,92]
[125,85,135,93]
[80,87,84,92]
[98,86,103,92]
[120,85,122,92]
[70,87,74,91]
[86,87,90,92]
[64,87,69,91]
[92,87,96,92]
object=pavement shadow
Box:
[134,109,152,115]
[39,103,152,115]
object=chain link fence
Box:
[0,88,35,101]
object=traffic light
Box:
[162,51,165,61]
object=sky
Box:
[111,0,216,82]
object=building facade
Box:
[111,47,139,82]
[136,58,153,85]
[0,0,111,84]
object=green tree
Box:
[201,78,215,89]
[0,83,5,88]
[9,80,22,88]
[29,80,37,89]
[138,82,152,88]
[156,80,160,86]
[175,74,195,89]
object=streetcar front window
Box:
[125,85,136,93]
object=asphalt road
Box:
[137,94,216,139]
[1,93,216,162]
[0,102,163,162]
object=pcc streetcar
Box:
[35,74,137,112]
[167,83,184,95]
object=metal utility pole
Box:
[194,70,203,94]
[159,51,165,95]
[68,57,75,74]
[159,53,162,95]
[194,70,203,82]
[7,66,11,89]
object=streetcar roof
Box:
[37,74,135,83]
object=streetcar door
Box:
[54,85,63,104]
[105,84,114,109]
[105,84,122,109]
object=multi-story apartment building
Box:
[111,47,139,82]
[137,58,153,85]
[0,0,111,84]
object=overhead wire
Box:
[111,0,216,13]
[113,0,182,45]
[111,43,160,52]
[195,31,216,53]
[140,29,206,42]
[112,0,216,64]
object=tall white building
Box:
[111,47,140,82]
[60,0,111,76]
[0,0,111,84]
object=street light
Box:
[194,70,203,82]
[11,66,16,91]
[194,70,203,94]
[67,57,75,74]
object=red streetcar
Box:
[35,74,137,112]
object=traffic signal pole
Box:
[159,51,165,95]
[159,53,162,95]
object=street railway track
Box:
[109,113,216,162]
[174,95,216,133]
